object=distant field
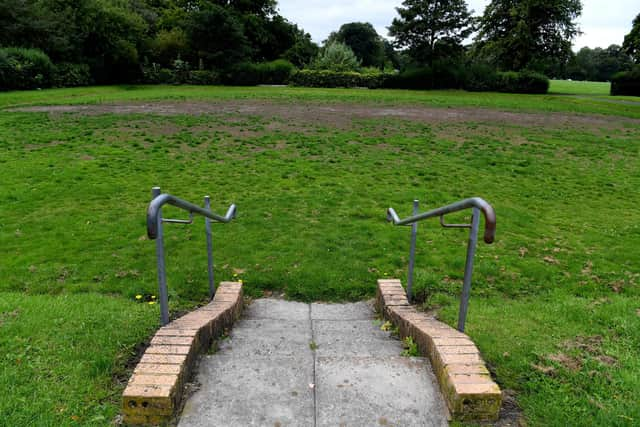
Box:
[549,79,612,96]
[1,86,639,425]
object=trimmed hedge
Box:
[384,64,466,90]
[141,65,219,85]
[223,60,295,86]
[497,71,549,94]
[464,67,549,94]
[0,47,54,90]
[290,69,389,88]
[611,67,640,96]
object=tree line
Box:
[0,0,639,89]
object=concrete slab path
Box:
[179,299,448,427]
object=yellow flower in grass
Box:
[151,295,157,300]
[135,295,142,300]
[148,301,156,305]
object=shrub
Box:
[463,62,500,92]
[383,62,466,90]
[310,41,361,72]
[290,69,389,88]
[52,63,92,87]
[384,67,434,90]
[0,47,54,91]
[496,70,549,94]
[224,62,261,86]
[256,60,295,85]
[141,64,174,84]
[223,60,296,86]
[186,70,219,85]
[611,67,640,96]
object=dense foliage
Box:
[611,66,640,96]
[309,42,362,72]
[388,0,475,67]
[290,69,389,88]
[0,0,317,87]
[567,45,633,81]
[326,23,386,68]
[475,0,582,74]
[623,14,640,64]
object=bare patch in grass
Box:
[10,100,639,132]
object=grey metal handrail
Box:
[387,197,496,332]
[147,187,237,325]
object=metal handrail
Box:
[387,197,496,332]
[387,197,496,243]
[147,187,237,325]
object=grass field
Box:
[1,83,639,426]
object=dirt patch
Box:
[9,100,639,131]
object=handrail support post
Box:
[152,187,170,326]
[458,207,480,332]
[407,199,419,303]
[204,196,215,299]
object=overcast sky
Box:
[277,0,637,50]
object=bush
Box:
[496,70,549,94]
[186,70,219,85]
[223,60,296,86]
[224,62,261,86]
[383,62,466,90]
[52,63,92,87]
[310,41,361,72]
[289,69,389,88]
[256,60,295,85]
[611,67,640,96]
[0,47,54,91]
[463,62,500,92]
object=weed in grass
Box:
[401,336,419,357]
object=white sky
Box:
[277,0,638,50]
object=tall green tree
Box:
[388,0,474,66]
[186,3,250,69]
[623,13,640,63]
[327,22,385,68]
[475,0,582,73]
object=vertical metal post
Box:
[152,187,170,326]
[204,195,215,299]
[458,207,480,332]
[407,199,419,303]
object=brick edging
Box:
[122,282,244,425]
[376,279,501,421]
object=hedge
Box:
[289,69,389,88]
[0,47,54,90]
[611,67,640,96]
[223,60,295,86]
[497,71,549,94]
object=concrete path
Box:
[179,299,448,427]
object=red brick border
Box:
[376,279,501,421]
[122,282,243,425]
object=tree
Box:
[623,13,640,63]
[388,0,474,66]
[186,4,251,69]
[570,45,633,81]
[284,28,319,67]
[475,0,582,73]
[327,22,385,68]
[310,41,361,72]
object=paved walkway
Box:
[179,299,448,427]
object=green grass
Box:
[0,85,639,426]
[0,293,157,426]
[549,80,612,96]
[1,84,639,118]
